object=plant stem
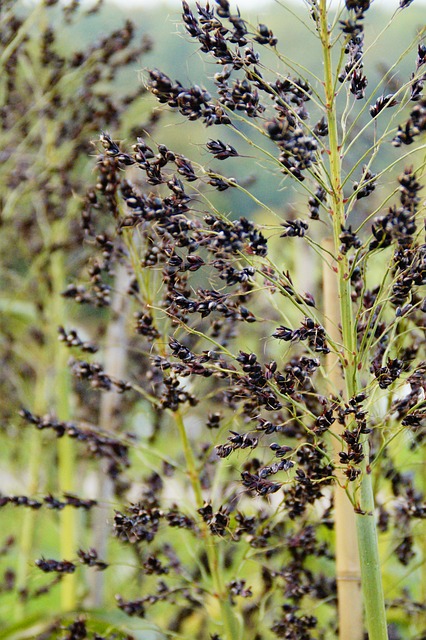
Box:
[355,443,389,640]
[51,248,77,612]
[14,375,45,620]
[174,411,242,640]
[319,3,388,638]
[323,240,363,640]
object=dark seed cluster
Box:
[0,493,97,511]
[273,318,330,354]
[35,558,76,574]
[19,409,130,479]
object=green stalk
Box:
[51,248,77,612]
[14,376,44,620]
[355,442,388,640]
[174,412,242,640]
[319,3,388,639]
[323,240,362,640]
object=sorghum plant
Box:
[0,0,154,630]
[1,1,426,639]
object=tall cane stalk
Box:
[323,240,363,640]
[51,248,77,612]
[319,3,388,637]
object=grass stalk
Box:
[323,239,363,640]
[355,446,388,640]
[319,3,388,638]
[14,376,45,621]
[51,248,77,612]
[173,411,242,640]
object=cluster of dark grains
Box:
[215,430,258,458]
[373,358,403,389]
[116,595,146,618]
[116,581,202,625]
[113,504,163,544]
[254,23,278,47]
[284,445,334,519]
[393,97,426,146]
[207,412,222,429]
[77,549,108,571]
[35,558,76,574]
[271,605,317,639]
[266,108,318,181]
[62,282,112,308]
[167,287,256,325]
[45,616,136,640]
[69,359,132,393]
[0,493,97,511]
[353,166,377,199]
[204,215,268,256]
[114,502,195,544]
[58,327,99,353]
[147,69,230,126]
[391,363,426,433]
[206,139,239,159]
[134,310,160,340]
[308,185,327,220]
[338,3,371,100]
[158,375,199,410]
[20,409,130,478]
[370,167,421,250]
[340,3,370,33]
[339,225,362,254]
[273,318,330,354]
[280,219,309,238]
[408,43,426,101]
[339,421,369,482]
[241,471,282,497]
[198,503,230,535]
[369,93,398,118]
[166,0,321,183]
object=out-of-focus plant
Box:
[0,0,154,632]
[1,1,425,640]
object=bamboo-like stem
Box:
[174,412,242,640]
[323,240,363,640]
[90,264,130,607]
[355,447,388,640]
[51,249,77,612]
[319,3,388,639]
[14,375,45,620]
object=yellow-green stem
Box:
[319,3,388,638]
[14,377,44,620]
[323,240,362,640]
[51,249,77,612]
[174,412,242,640]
